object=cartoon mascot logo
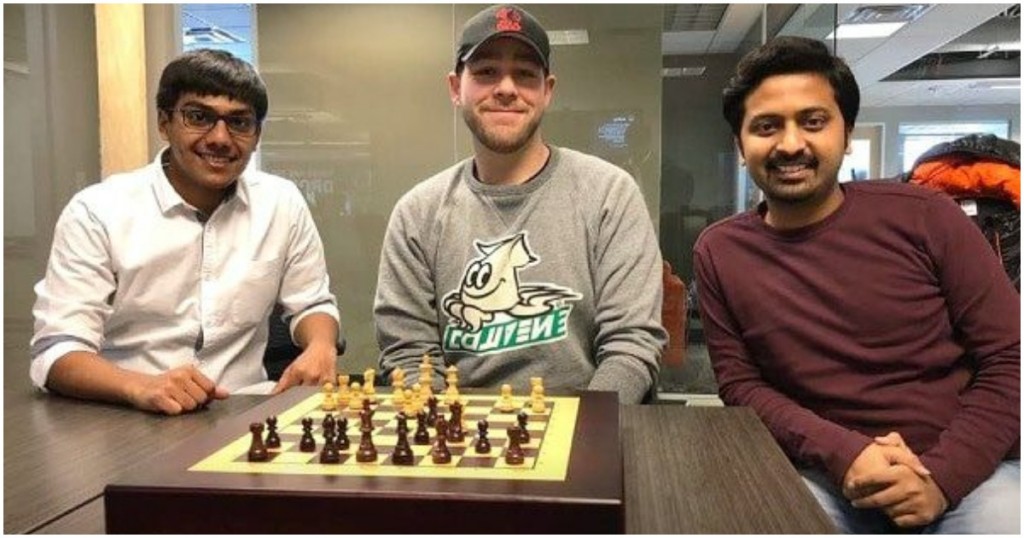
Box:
[442,233,581,354]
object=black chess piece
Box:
[432,428,452,464]
[474,419,492,454]
[434,416,449,440]
[336,416,350,451]
[355,423,378,463]
[247,422,269,462]
[504,425,525,465]
[448,401,465,443]
[413,411,431,445]
[299,417,317,452]
[426,396,439,427]
[319,430,340,464]
[516,411,531,444]
[360,407,374,432]
[264,416,281,449]
[322,414,336,445]
[392,415,415,466]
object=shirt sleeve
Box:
[693,237,873,482]
[373,197,446,384]
[917,193,1020,506]
[586,175,667,404]
[279,184,340,339]
[30,196,116,389]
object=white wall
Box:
[859,104,1020,177]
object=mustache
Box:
[766,153,817,168]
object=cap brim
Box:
[458,32,548,70]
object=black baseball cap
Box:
[455,5,550,72]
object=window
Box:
[899,121,1010,172]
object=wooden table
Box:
[5,392,834,534]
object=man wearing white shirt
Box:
[30,49,340,415]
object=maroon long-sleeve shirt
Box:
[694,181,1019,505]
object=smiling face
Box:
[448,37,555,155]
[738,73,850,215]
[158,93,260,214]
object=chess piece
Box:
[448,401,465,443]
[431,427,452,464]
[337,375,351,407]
[426,396,439,427]
[264,416,281,449]
[516,411,531,444]
[322,414,336,445]
[336,416,350,450]
[444,365,460,406]
[391,368,407,405]
[299,417,317,452]
[349,382,363,410]
[413,411,431,445]
[504,426,525,465]
[474,419,492,454]
[363,368,377,403]
[392,385,406,407]
[360,406,375,432]
[418,355,433,399]
[355,421,378,463]
[391,413,414,466]
[497,383,516,413]
[247,422,269,462]
[320,382,337,411]
[403,388,418,416]
[319,430,340,464]
[530,377,546,413]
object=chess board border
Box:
[189,392,580,480]
[104,387,623,533]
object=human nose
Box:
[776,123,807,155]
[493,73,518,100]
[204,117,233,144]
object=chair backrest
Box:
[662,260,687,369]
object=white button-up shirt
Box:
[30,151,340,392]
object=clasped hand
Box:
[842,432,949,528]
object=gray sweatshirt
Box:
[374,146,666,403]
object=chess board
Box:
[105,387,622,533]
[191,391,579,481]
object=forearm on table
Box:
[45,350,148,405]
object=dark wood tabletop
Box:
[5,391,834,534]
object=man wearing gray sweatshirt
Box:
[373,4,666,404]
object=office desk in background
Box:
[5,390,834,534]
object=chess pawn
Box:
[363,368,377,403]
[497,383,516,413]
[247,422,269,462]
[413,411,431,445]
[516,411,531,444]
[337,375,351,407]
[264,416,281,449]
[319,430,340,464]
[320,382,337,411]
[336,416,350,450]
[349,382,363,410]
[299,417,317,453]
[504,426,525,465]
[530,379,546,414]
[474,420,492,454]
[431,426,452,464]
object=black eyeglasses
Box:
[171,106,259,137]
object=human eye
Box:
[802,113,829,131]
[183,108,213,127]
[749,118,777,136]
[226,115,256,133]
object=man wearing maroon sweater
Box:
[694,36,1019,533]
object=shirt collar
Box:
[150,148,253,216]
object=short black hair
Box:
[156,49,268,122]
[722,36,859,137]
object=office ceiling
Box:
[662,3,1021,107]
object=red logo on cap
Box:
[495,7,522,32]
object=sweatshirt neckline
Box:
[463,146,560,197]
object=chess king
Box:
[373,4,666,404]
